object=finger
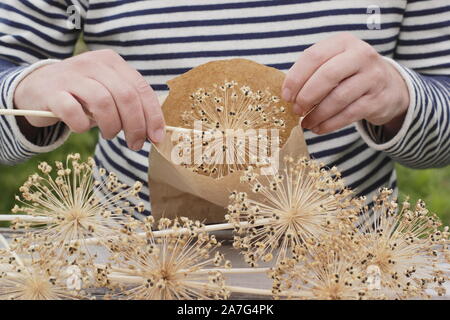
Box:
[67,77,121,140]
[282,33,354,103]
[294,49,362,115]
[311,97,368,135]
[89,119,97,129]
[302,73,370,129]
[49,91,91,134]
[108,57,166,143]
[84,64,147,150]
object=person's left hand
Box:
[282,32,410,137]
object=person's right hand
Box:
[13,49,165,150]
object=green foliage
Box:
[74,34,88,55]
[396,164,450,225]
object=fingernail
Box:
[293,103,302,115]
[152,127,165,143]
[132,139,145,151]
[311,127,320,134]
[282,88,292,102]
[301,120,311,129]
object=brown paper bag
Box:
[149,59,309,223]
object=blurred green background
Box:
[1,39,449,225]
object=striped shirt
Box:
[0,0,449,217]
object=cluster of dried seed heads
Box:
[268,188,449,300]
[100,217,231,300]
[0,153,448,300]
[178,81,289,178]
[11,154,144,256]
[227,156,359,266]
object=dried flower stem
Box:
[106,274,267,286]
[97,264,270,276]
[80,218,274,246]
[0,109,58,118]
[0,95,207,133]
[189,282,274,296]
[105,273,288,297]
[0,109,199,136]
[189,282,300,298]
[0,215,53,223]
[0,93,208,136]
[22,218,273,255]
[222,285,273,297]
[190,267,270,275]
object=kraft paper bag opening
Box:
[149,59,309,223]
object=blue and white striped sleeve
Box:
[0,0,89,165]
[357,0,450,169]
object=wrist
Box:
[2,60,70,151]
[12,59,59,112]
[379,60,410,139]
[13,61,61,128]
[13,76,30,111]
[13,73,49,140]
[13,63,48,111]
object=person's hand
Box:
[14,49,165,150]
[282,33,410,137]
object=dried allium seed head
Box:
[11,154,143,257]
[0,240,90,300]
[228,157,360,265]
[105,218,230,300]
[352,188,450,299]
[184,81,286,133]
[179,80,289,179]
[272,235,367,300]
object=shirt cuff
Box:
[355,57,417,152]
[2,59,71,154]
